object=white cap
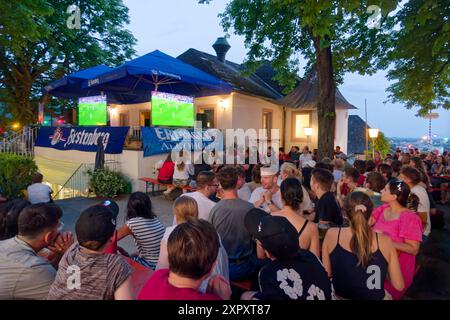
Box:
[260,166,279,176]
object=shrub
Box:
[0,154,38,199]
[87,168,128,198]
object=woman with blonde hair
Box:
[156,197,229,292]
[322,192,404,299]
[279,162,314,218]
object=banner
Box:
[35,126,129,154]
[142,127,221,157]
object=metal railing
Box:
[53,160,121,199]
[0,126,39,158]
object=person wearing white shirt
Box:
[27,173,52,204]
[249,166,282,213]
[173,171,218,224]
[299,146,313,168]
[401,167,431,237]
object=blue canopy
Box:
[81,50,232,101]
[44,65,112,99]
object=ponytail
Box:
[344,192,374,267]
[406,193,420,212]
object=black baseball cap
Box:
[75,204,117,249]
[98,199,119,219]
[244,208,270,237]
[252,215,299,260]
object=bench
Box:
[139,178,196,196]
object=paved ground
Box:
[55,196,450,300]
[56,194,174,255]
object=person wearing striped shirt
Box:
[117,192,165,270]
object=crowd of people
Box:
[0,146,448,300]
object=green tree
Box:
[386,0,449,115]
[199,0,398,159]
[367,131,391,157]
[0,0,136,125]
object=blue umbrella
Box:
[81,50,232,98]
[44,65,112,99]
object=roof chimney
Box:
[212,37,231,63]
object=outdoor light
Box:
[218,99,228,110]
[12,123,20,130]
[368,128,379,159]
[304,127,313,136]
[368,128,379,139]
[422,135,428,140]
[109,107,118,116]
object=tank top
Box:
[330,228,388,300]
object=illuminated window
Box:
[291,111,311,141]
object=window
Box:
[197,107,216,128]
[291,111,311,142]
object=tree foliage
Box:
[0,0,136,125]
[199,0,399,158]
[386,0,449,115]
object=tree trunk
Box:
[313,36,336,160]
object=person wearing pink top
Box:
[371,180,422,300]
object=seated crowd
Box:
[0,146,448,300]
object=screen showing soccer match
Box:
[78,95,107,126]
[151,91,194,127]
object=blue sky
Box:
[122,0,449,138]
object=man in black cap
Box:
[242,208,332,300]
[47,202,133,300]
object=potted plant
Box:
[87,168,129,198]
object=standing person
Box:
[410,157,431,187]
[27,173,53,204]
[0,203,73,300]
[372,181,422,300]
[116,192,165,270]
[311,168,343,226]
[139,219,231,300]
[322,192,404,300]
[299,146,313,168]
[156,153,175,184]
[401,153,411,166]
[156,197,229,292]
[365,160,377,176]
[180,171,218,221]
[272,178,320,257]
[242,212,332,300]
[334,146,345,158]
[400,167,431,238]
[249,166,282,213]
[48,204,134,300]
